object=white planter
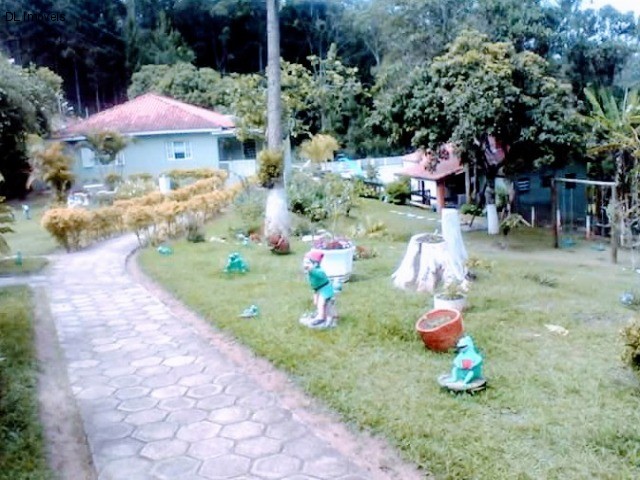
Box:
[433,295,467,312]
[311,246,356,282]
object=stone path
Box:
[23,235,416,480]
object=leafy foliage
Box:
[256,149,284,188]
[27,140,75,203]
[621,317,640,372]
[385,177,411,205]
[0,196,14,255]
[299,134,340,163]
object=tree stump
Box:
[392,209,468,293]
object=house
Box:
[513,164,588,227]
[398,146,466,210]
[54,93,260,185]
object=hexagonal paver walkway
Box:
[42,235,390,480]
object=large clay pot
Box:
[415,308,464,352]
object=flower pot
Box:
[310,245,356,282]
[415,308,464,352]
[433,294,467,312]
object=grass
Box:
[0,286,51,480]
[4,194,60,257]
[0,257,49,276]
[139,198,640,479]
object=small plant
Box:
[460,203,483,216]
[385,177,411,205]
[257,149,284,188]
[436,281,466,300]
[186,223,206,243]
[523,272,558,288]
[104,173,123,190]
[351,216,388,238]
[354,245,378,260]
[621,317,640,372]
[500,213,531,236]
[298,134,340,163]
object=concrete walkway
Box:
[24,235,416,480]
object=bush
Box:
[385,178,410,205]
[287,171,326,221]
[104,173,123,190]
[460,203,483,216]
[621,317,640,372]
[41,207,91,251]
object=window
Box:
[80,148,95,168]
[242,140,257,159]
[541,175,553,188]
[166,141,191,161]
[516,177,530,193]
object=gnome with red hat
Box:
[302,250,337,329]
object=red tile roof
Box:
[55,93,234,138]
[400,145,464,181]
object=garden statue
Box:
[299,250,338,329]
[22,204,31,219]
[239,304,259,318]
[437,335,487,393]
[224,252,249,273]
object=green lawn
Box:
[0,286,51,480]
[139,199,640,479]
[4,195,59,257]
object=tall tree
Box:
[0,55,63,199]
[263,0,291,253]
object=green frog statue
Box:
[224,252,249,273]
[438,335,487,393]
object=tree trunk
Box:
[264,0,290,251]
[485,177,499,235]
[266,0,282,152]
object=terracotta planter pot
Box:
[415,308,464,352]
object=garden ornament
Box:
[300,251,338,330]
[239,304,259,318]
[157,245,173,255]
[22,204,30,219]
[620,292,635,306]
[224,252,249,273]
[437,335,486,393]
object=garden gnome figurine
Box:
[438,335,487,392]
[301,251,338,329]
[224,252,249,273]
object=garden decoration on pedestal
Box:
[415,308,464,352]
[299,250,339,330]
[224,252,249,273]
[437,335,486,393]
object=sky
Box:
[581,0,640,17]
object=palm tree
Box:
[583,87,640,262]
[263,0,291,253]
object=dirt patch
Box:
[128,251,428,480]
[33,287,96,480]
